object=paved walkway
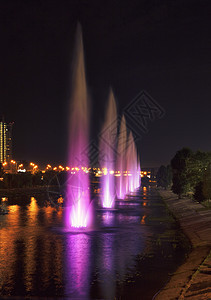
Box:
[155,190,211,300]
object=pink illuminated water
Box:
[126,132,135,193]
[116,121,140,199]
[126,131,140,193]
[66,24,91,228]
[99,89,117,208]
[135,154,141,189]
[116,115,127,199]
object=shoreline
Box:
[0,186,48,197]
[155,189,211,299]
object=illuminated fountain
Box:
[66,24,91,228]
[116,115,127,199]
[126,131,135,193]
[116,120,140,199]
[126,131,140,193]
[99,88,117,208]
[135,153,141,189]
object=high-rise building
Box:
[0,119,13,163]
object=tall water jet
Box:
[132,136,140,191]
[116,115,127,199]
[135,152,141,189]
[99,88,117,208]
[126,131,136,193]
[66,24,91,228]
[125,131,141,194]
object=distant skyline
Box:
[0,0,210,167]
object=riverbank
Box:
[155,189,211,299]
[0,186,48,197]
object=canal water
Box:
[0,187,190,299]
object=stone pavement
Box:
[155,190,211,300]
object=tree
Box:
[171,173,188,198]
[171,147,192,198]
[157,165,172,189]
[186,151,211,191]
[203,163,211,200]
[193,181,205,203]
[166,165,172,187]
[157,165,167,188]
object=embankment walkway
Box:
[155,190,211,300]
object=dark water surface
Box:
[0,187,190,299]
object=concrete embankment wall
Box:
[155,190,211,300]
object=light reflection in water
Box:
[117,213,140,224]
[0,189,185,299]
[0,198,64,297]
[102,211,115,226]
[65,233,91,298]
[0,205,20,291]
[24,235,36,293]
[27,197,39,224]
[100,233,115,299]
[141,215,146,224]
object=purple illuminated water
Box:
[126,131,135,193]
[66,24,91,228]
[116,115,127,199]
[116,122,140,199]
[99,88,117,208]
[126,132,141,193]
[0,190,190,299]
[136,154,141,189]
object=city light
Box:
[0,162,150,178]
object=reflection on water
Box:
[0,190,190,299]
[102,211,115,227]
[99,233,115,299]
[65,233,91,298]
[141,214,146,224]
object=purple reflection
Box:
[117,213,140,224]
[65,234,91,298]
[99,234,115,298]
[102,211,115,227]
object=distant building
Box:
[0,119,13,163]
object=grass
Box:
[201,199,211,209]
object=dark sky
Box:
[0,0,210,167]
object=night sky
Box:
[0,0,210,168]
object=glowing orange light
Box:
[1,197,8,202]
[58,196,64,204]
[141,215,146,224]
